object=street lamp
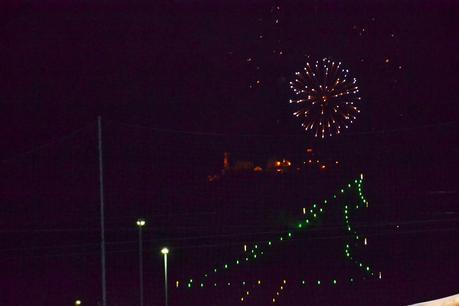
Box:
[136,218,146,306]
[161,247,169,306]
[136,219,146,227]
[75,300,82,306]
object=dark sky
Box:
[1,1,459,306]
[2,0,458,149]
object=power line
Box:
[1,218,457,254]
[1,215,457,234]
[1,121,95,164]
[1,226,458,263]
[110,118,459,138]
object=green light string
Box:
[177,275,372,290]
[178,174,378,289]
[344,204,374,276]
[226,276,374,304]
[343,175,380,279]
[179,275,373,304]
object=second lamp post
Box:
[136,218,146,306]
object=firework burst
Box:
[289,57,361,138]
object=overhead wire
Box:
[1,226,458,264]
[109,118,459,137]
[1,120,96,164]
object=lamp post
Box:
[136,218,146,306]
[161,247,169,306]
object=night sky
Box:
[1,1,459,306]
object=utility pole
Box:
[98,116,107,306]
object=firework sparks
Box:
[289,57,362,138]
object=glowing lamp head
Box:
[75,301,82,306]
[136,218,146,227]
[161,247,169,255]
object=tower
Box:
[223,152,230,172]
